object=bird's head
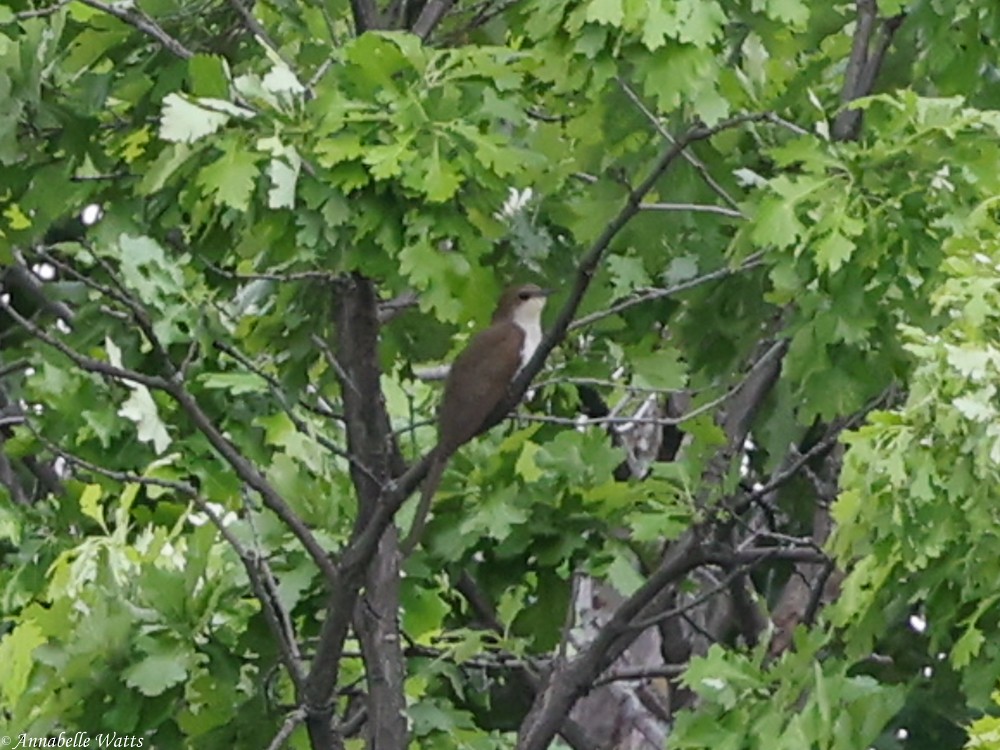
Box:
[492,283,552,324]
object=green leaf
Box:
[815,231,855,274]
[314,134,365,167]
[424,141,463,202]
[764,0,809,26]
[641,2,676,50]
[952,625,985,669]
[118,387,171,455]
[198,371,270,395]
[0,621,45,706]
[515,441,544,482]
[188,54,230,98]
[402,584,450,640]
[752,196,805,249]
[123,648,190,697]
[632,349,688,390]
[79,483,106,531]
[605,550,644,596]
[585,0,624,27]
[197,141,260,211]
[363,139,415,180]
[675,0,727,46]
[268,154,301,209]
[160,94,251,143]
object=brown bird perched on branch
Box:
[401,283,552,553]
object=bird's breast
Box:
[518,320,542,371]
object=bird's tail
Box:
[400,451,448,556]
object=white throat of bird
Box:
[512,296,545,370]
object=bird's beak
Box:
[536,288,554,298]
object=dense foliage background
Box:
[1,0,999,748]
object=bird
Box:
[401,283,552,553]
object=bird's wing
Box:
[438,321,524,455]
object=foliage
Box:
[0,0,998,749]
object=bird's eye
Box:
[518,290,530,300]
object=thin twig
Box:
[34,432,307,691]
[16,1,70,19]
[77,0,194,59]
[310,333,360,397]
[617,78,743,213]
[627,559,762,631]
[213,341,381,484]
[0,360,30,379]
[0,297,170,391]
[740,389,889,507]
[265,707,307,750]
[569,252,764,330]
[512,391,727,428]
[206,264,338,283]
[592,665,686,688]
[31,248,176,376]
[639,202,743,218]
[226,0,303,83]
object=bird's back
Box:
[437,320,524,456]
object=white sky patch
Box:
[188,502,237,527]
[81,204,103,225]
[498,187,533,218]
[908,613,927,634]
[31,262,56,280]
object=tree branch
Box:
[516,533,706,750]
[36,433,307,692]
[639,201,744,218]
[348,0,381,34]
[500,114,772,423]
[617,78,743,213]
[77,0,194,59]
[412,0,457,39]
[265,707,307,750]
[169,386,339,586]
[833,1,905,141]
[568,252,763,330]
[0,296,169,391]
[226,0,297,73]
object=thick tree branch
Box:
[517,533,706,750]
[348,0,381,34]
[304,275,405,749]
[833,1,906,141]
[412,0,457,39]
[453,572,602,750]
